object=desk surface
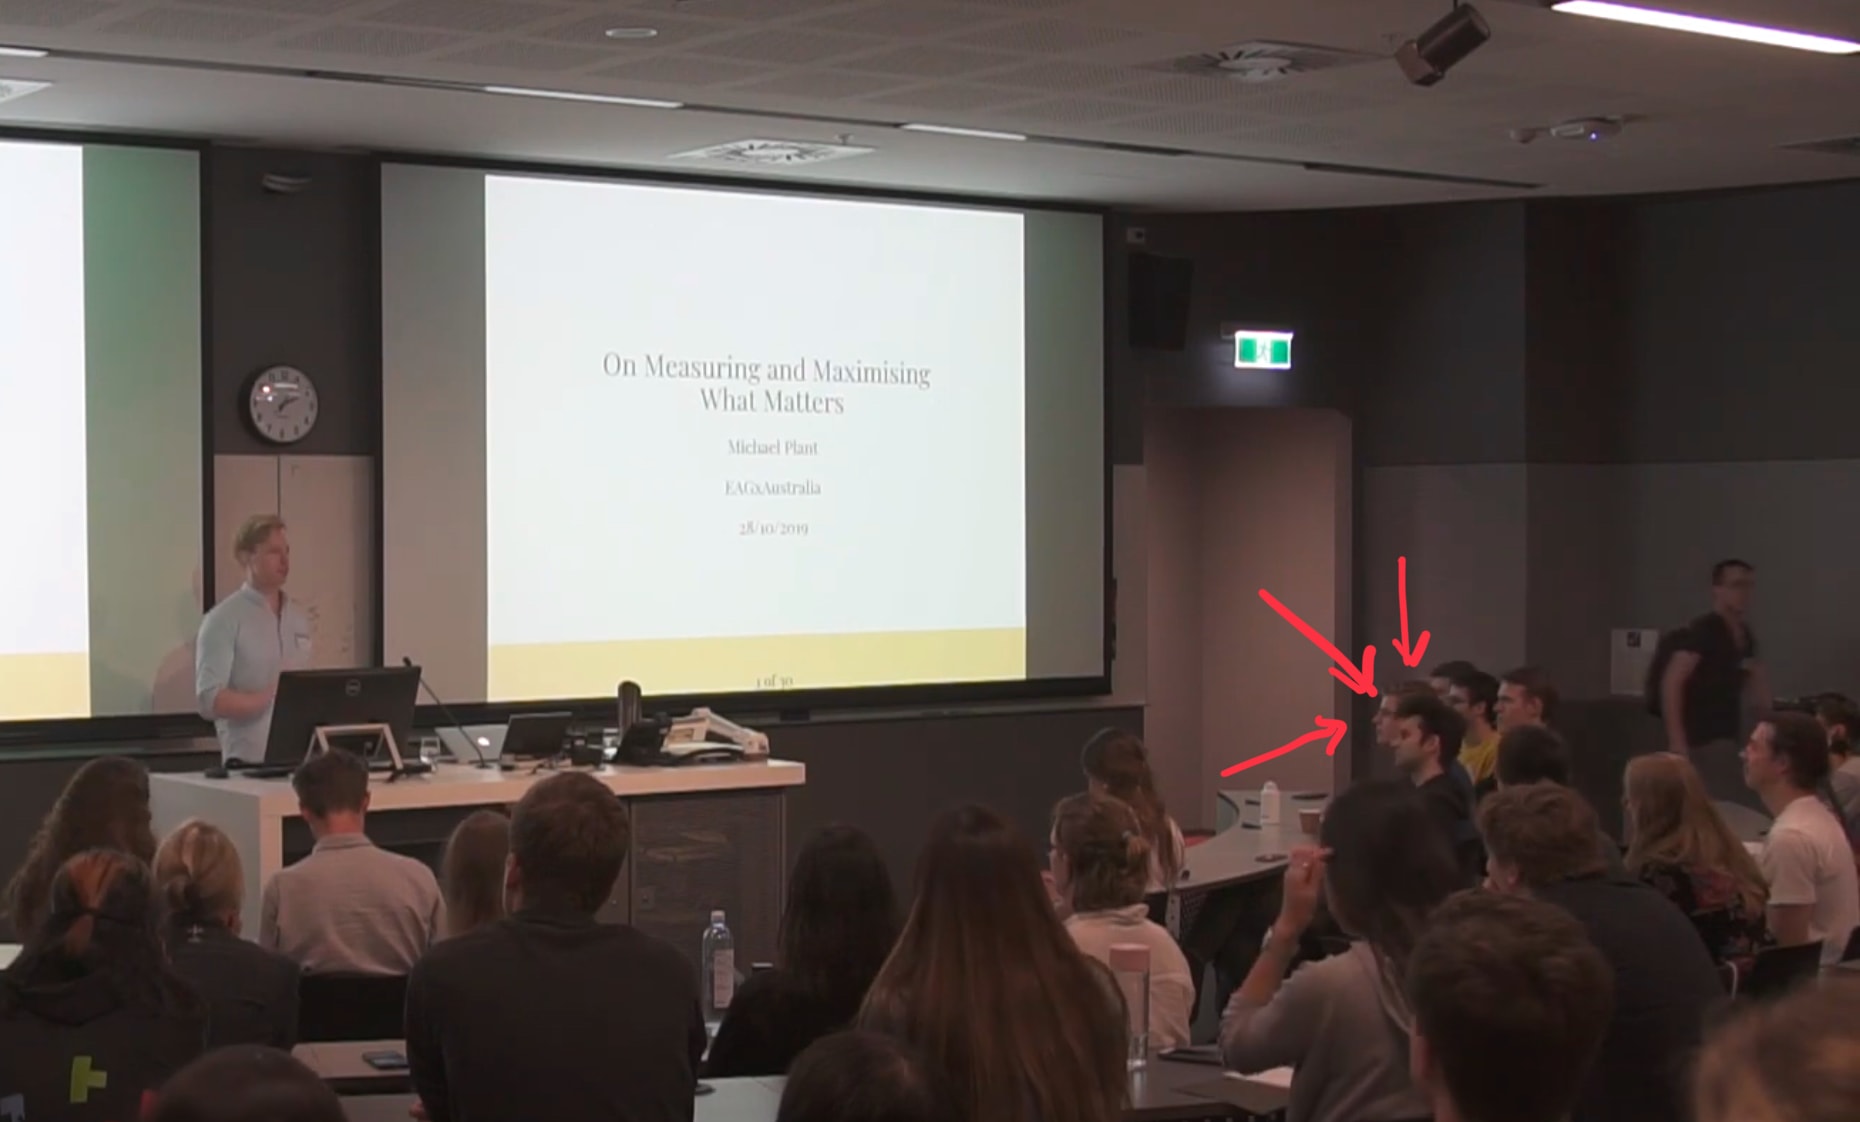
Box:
[0,944,17,969]
[1179,789,1325,894]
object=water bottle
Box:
[1109,943,1151,1069]
[1260,781,1283,828]
[700,909,735,1031]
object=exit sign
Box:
[1234,330,1294,370]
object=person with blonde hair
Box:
[1693,976,1860,1122]
[1623,752,1770,973]
[155,820,300,1049]
[195,514,313,764]
[440,810,511,940]
[1050,792,1195,1049]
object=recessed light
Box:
[0,45,50,58]
[899,123,1028,142]
[604,27,659,41]
[483,85,683,109]
[1549,2,1860,54]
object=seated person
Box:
[1480,783,1722,1122]
[0,849,206,1121]
[1405,891,1615,1122]
[1049,793,1194,1050]
[1496,665,1559,733]
[1080,730,1185,919]
[3,757,154,939]
[1445,668,1503,792]
[706,825,897,1077]
[1498,725,1627,876]
[1815,695,1860,831]
[1743,711,1860,963]
[155,820,301,1049]
[1390,692,1482,884]
[147,1045,344,1122]
[1693,976,1860,1122]
[439,810,510,940]
[776,1031,957,1122]
[1622,753,1771,974]
[259,748,442,975]
[1222,780,1462,1122]
[406,773,705,1122]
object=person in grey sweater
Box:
[1221,780,1463,1122]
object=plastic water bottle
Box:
[700,909,736,1031]
[1260,781,1282,828]
[1109,943,1152,1069]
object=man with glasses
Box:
[1659,559,1770,802]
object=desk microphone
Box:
[403,657,495,770]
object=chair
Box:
[1740,944,1823,1001]
[1840,925,1860,964]
[296,972,409,1042]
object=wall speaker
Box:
[1127,252,1194,351]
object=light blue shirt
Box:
[196,583,312,762]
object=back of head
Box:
[441,809,511,939]
[1429,660,1479,690]
[778,1031,957,1122]
[1406,891,1614,1122]
[1694,976,1860,1122]
[8,849,179,1014]
[289,749,369,820]
[1478,783,1606,888]
[861,804,1126,1122]
[1501,666,1560,724]
[1622,754,1765,913]
[1080,729,1179,884]
[780,825,897,1008]
[1496,725,1571,787]
[1319,780,1463,971]
[1761,710,1833,790]
[5,756,154,936]
[1394,690,1467,764]
[149,1046,345,1122]
[154,819,245,929]
[1051,792,1149,913]
[509,772,630,915]
[1817,695,1860,755]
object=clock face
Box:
[248,366,319,445]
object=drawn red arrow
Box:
[1222,716,1349,777]
[1257,588,1379,697]
[1390,555,1432,669]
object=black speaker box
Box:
[1127,252,1194,351]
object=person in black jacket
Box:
[154,820,300,1049]
[705,825,898,1077]
[0,848,206,1122]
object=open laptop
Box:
[437,712,572,764]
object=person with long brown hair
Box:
[1081,730,1184,914]
[1051,793,1195,1049]
[1623,752,1770,972]
[859,804,1128,1122]
[440,809,511,940]
[0,849,205,1119]
[3,756,155,939]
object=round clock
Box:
[247,365,319,445]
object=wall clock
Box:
[247,365,319,445]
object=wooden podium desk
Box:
[150,759,805,969]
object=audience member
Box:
[858,805,1127,1122]
[0,850,205,1120]
[1814,694,1860,831]
[147,1045,343,1122]
[1621,753,1771,973]
[439,809,510,940]
[1480,783,1721,1122]
[1080,730,1184,915]
[1495,725,1571,788]
[259,748,442,975]
[1049,793,1194,1050]
[1496,666,1558,732]
[406,772,703,1122]
[154,820,300,1049]
[1405,891,1614,1122]
[1693,976,1860,1122]
[1389,692,1479,880]
[1445,669,1502,790]
[1221,780,1462,1122]
[1658,562,1768,781]
[1372,680,1436,749]
[3,757,154,939]
[776,1032,956,1122]
[1742,712,1860,963]
[706,825,898,1078]
[1428,660,1479,698]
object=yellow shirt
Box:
[1460,731,1500,785]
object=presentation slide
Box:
[0,140,202,723]
[383,165,1104,704]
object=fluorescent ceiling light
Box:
[0,45,50,58]
[482,85,683,109]
[899,123,1028,142]
[1550,2,1860,54]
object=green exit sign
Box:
[1234,330,1294,370]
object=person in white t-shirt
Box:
[1743,711,1860,964]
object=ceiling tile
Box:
[187,0,368,14]
[437,40,613,71]
[591,54,779,87]
[837,43,1023,78]
[733,70,915,100]
[529,12,731,49]
[95,6,294,43]
[278,24,466,57]
[983,59,1144,91]
[617,0,852,17]
[1006,96,1151,126]
[363,0,566,34]
[692,27,887,65]
[0,0,113,28]
[861,82,1032,112]
[1115,107,1250,138]
[952,18,1150,53]
[793,3,999,39]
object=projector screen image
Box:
[0,140,202,721]
[382,165,1104,703]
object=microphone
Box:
[403,657,495,770]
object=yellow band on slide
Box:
[489,628,1026,700]
[0,652,91,719]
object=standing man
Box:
[1660,560,1768,800]
[196,515,312,764]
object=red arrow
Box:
[1257,588,1379,697]
[1390,555,1432,668]
[1222,716,1349,777]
